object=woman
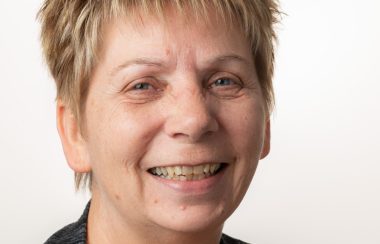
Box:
[39,0,279,243]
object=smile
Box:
[148,163,223,181]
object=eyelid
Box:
[123,77,162,92]
[207,72,242,87]
[204,71,247,100]
[119,77,165,103]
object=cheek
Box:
[219,99,265,200]
[85,101,164,176]
[84,103,164,207]
[221,99,266,157]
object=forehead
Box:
[98,7,252,70]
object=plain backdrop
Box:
[1,0,379,243]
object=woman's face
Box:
[80,10,270,233]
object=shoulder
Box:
[221,233,251,244]
[44,202,90,244]
[44,221,86,244]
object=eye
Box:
[133,82,153,90]
[213,78,234,87]
[208,74,243,98]
[123,78,164,103]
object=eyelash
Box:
[127,75,240,88]
[123,73,243,101]
[132,82,154,90]
[127,77,161,92]
[208,77,239,88]
[120,78,163,103]
[208,73,244,95]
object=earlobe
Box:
[56,100,91,173]
[260,119,271,159]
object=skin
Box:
[57,8,270,244]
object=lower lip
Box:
[149,167,227,195]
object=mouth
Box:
[148,163,226,181]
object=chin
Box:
[148,201,232,234]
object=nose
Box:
[163,86,219,143]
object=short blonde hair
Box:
[38,0,281,190]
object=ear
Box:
[260,118,271,159]
[56,100,91,173]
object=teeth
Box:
[174,166,182,175]
[215,164,221,172]
[198,174,205,180]
[210,164,217,174]
[149,163,222,181]
[179,175,187,181]
[193,165,203,174]
[161,167,168,176]
[167,167,174,177]
[182,166,193,175]
[203,164,210,173]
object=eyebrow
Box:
[206,54,250,67]
[110,54,250,77]
[110,57,164,77]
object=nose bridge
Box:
[164,78,218,142]
[178,86,208,121]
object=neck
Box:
[87,194,224,244]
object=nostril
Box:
[172,121,217,142]
[165,114,218,142]
[163,90,219,142]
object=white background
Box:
[1,0,379,243]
